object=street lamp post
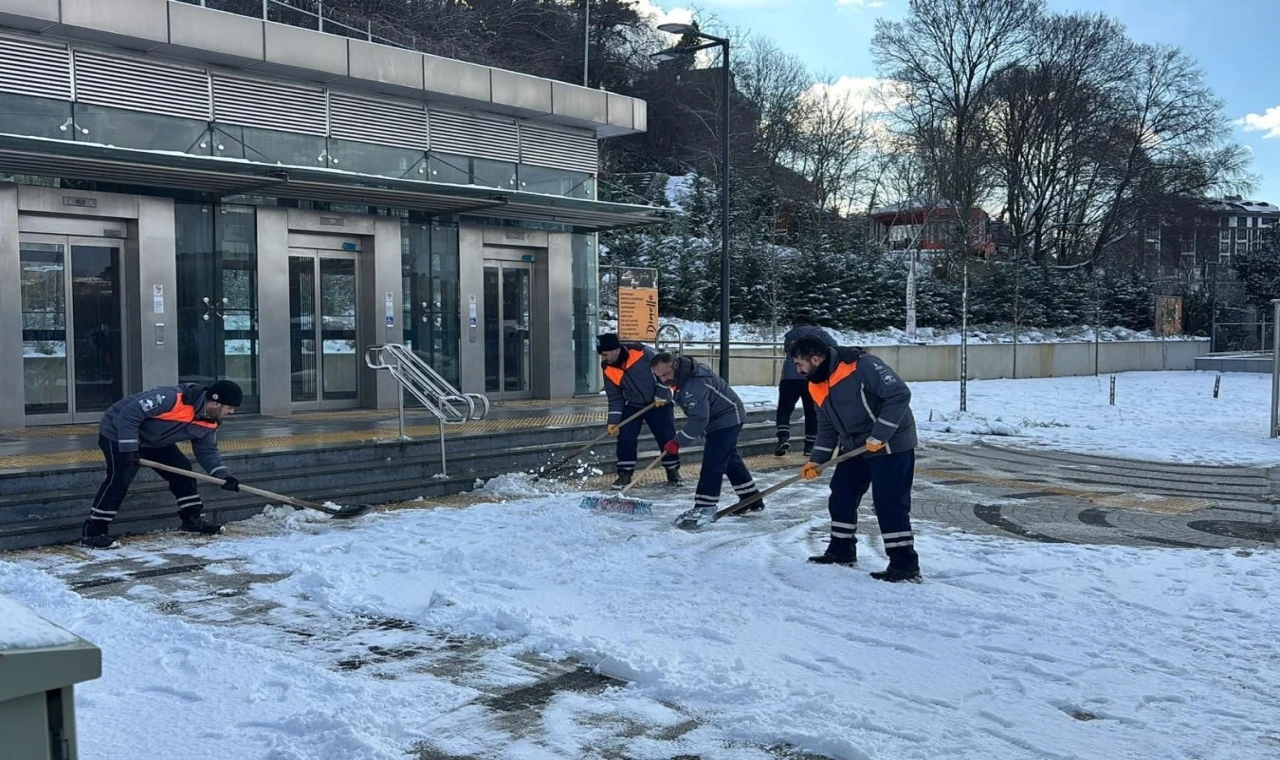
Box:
[654,24,732,380]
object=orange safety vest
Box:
[808,360,857,408]
[155,393,217,429]
[603,349,644,387]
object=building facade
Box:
[0,0,665,429]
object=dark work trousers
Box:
[85,435,204,535]
[776,379,817,449]
[693,425,760,510]
[827,449,919,570]
[615,403,680,474]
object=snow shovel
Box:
[674,445,870,530]
[534,401,658,481]
[578,451,665,515]
[140,459,372,519]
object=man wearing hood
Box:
[597,333,680,489]
[650,352,763,527]
[81,380,243,549]
[775,310,838,457]
[789,336,921,582]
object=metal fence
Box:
[175,0,423,51]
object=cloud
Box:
[1238,107,1280,139]
[630,0,694,27]
[837,0,887,8]
[804,76,899,114]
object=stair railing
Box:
[365,344,490,476]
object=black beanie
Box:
[207,380,243,407]
[596,332,622,353]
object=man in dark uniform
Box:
[597,333,680,490]
[790,336,921,582]
[650,352,764,528]
[775,311,837,457]
[81,380,244,549]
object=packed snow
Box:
[2,478,1277,759]
[744,371,1280,466]
[0,594,82,650]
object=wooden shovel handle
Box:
[139,458,340,515]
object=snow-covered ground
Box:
[602,317,1203,347]
[2,483,1277,760]
[740,371,1280,466]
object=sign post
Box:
[616,267,659,344]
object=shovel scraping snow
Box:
[578,451,664,515]
[141,459,372,519]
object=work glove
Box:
[606,424,620,437]
[652,398,668,408]
[220,475,240,492]
[663,440,681,456]
[800,461,821,480]
[864,437,885,453]
[118,449,140,466]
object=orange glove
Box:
[606,424,620,436]
[800,462,821,480]
[865,437,885,453]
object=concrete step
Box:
[0,409,779,494]
[0,418,783,550]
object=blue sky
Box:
[646,0,1280,202]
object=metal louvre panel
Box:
[329,91,427,149]
[428,109,518,162]
[518,123,598,175]
[212,74,327,135]
[0,35,71,101]
[73,50,209,120]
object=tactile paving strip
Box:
[0,412,610,470]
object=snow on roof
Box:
[0,595,81,650]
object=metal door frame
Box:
[483,259,534,401]
[19,232,127,426]
[288,248,361,412]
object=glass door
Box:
[289,250,359,410]
[20,234,124,424]
[483,260,533,399]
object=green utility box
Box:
[0,597,101,760]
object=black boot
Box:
[803,439,815,456]
[774,437,791,457]
[611,471,633,490]
[808,539,855,566]
[870,566,922,583]
[732,497,765,516]
[665,467,683,487]
[178,510,223,536]
[80,519,119,550]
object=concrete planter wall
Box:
[679,339,1212,386]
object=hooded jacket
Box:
[667,356,745,444]
[99,384,232,477]
[806,347,917,463]
[602,343,672,422]
[781,324,838,382]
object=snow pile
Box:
[4,484,1278,759]
[0,594,81,649]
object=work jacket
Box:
[99,384,232,476]
[807,347,917,463]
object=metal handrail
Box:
[365,344,489,476]
[655,323,685,356]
